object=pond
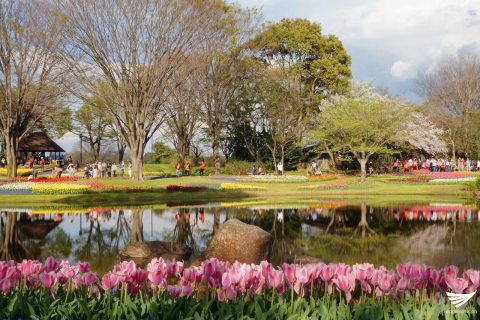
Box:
[1,202,480,274]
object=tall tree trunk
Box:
[128,140,145,181]
[359,157,367,183]
[118,144,125,163]
[4,133,18,178]
[212,137,220,175]
[128,210,144,244]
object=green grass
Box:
[0,172,473,208]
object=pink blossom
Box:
[167,285,181,298]
[333,273,355,302]
[39,272,56,289]
[446,277,468,294]
[101,272,119,291]
[282,263,295,284]
[267,269,284,290]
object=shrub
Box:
[222,160,269,176]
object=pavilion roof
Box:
[18,131,65,152]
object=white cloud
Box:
[390,61,416,80]
[236,0,480,100]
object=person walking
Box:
[184,160,191,176]
[199,160,206,176]
[128,161,132,178]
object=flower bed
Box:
[0,182,36,190]
[248,175,308,182]
[31,183,91,194]
[0,168,32,176]
[26,177,79,183]
[165,185,209,191]
[390,175,432,183]
[430,177,476,183]
[78,181,150,191]
[219,183,266,190]
[0,258,478,318]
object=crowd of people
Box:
[383,158,480,173]
[83,160,131,179]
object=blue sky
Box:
[236,0,480,102]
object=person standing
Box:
[1,157,6,168]
[184,160,191,176]
[175,161,181,177]
[277,162,283,176]
[68,162,75,178]
[128,161,132,178]
[119,161,125,177]
[199,160,206,176]
[107,160,112,177]
[112,162,117,177]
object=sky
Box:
[236,0,480,100]
[56,0,480,152]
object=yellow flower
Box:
[219,183,265,190]
[32,183,91,194]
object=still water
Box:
[1,203,480,273]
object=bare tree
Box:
[162,66,202,164]
[0,0,66,177]
[419,53,480,159]
[56,0,229,180]
[197,7,259,174]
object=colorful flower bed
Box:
[219,183,266,190]
[0,258,478,318]
[31,183,91,194]
[391,175,432,183]
[165,185,209,191]
[79,181,150,191]
[26,177,79,183]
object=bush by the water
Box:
[0,257,479,319]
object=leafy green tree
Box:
[309,83,413,183]
[151,141,175,164]
[249,18,351,118]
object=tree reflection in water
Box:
[0,211,30,260]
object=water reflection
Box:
[1,203,480,273]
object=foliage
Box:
[151,141,176,164]
[222,160,262,175]
[0,258,479,319]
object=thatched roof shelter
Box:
[18,131,65,153]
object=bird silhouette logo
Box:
[446,291,476,308]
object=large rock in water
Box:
[205,219,273,264]
[121,241,192,266]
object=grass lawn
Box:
[0,169,474,208]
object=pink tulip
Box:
[39,272,56,288]
[101,273,119,291]
[333,273,355,302]
[463,269,480,290]
[79,272,98,286]
[181,283,193,297]
[282,263,295,284]
[167,285,181,298]
[446,277,468,294]
[267,269,284,290]
[79,262,90,273]
[320,264,334,282]
[222,272,232,288]
[217,288,226,302]
[132,269,148,284]
[227,286,237,300]
[43,256,58,272]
